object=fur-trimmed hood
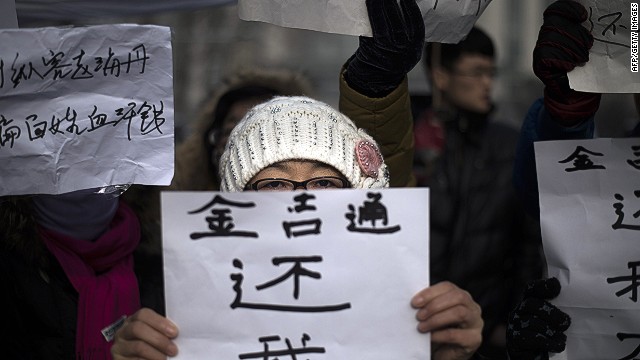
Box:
[172,67,314,191]
[0,196,47,266]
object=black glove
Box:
[533,0,601,126]
[344,0,425,98]
[507,278,571,360]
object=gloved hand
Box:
[533,0,601,126]
[507,277,571,360]
[344,0,425,98]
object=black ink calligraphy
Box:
[627,145,640,170]
[607,261,640,302]
[0,115,20,148]
[616,332,640,360]
[2,44,149,89]
[188,195,258,239]
[283,193,322,238]
[238,333,326,360]
[345,192,401,234]
[612,191,640,231]
[0,100,167,150]
[558,145,606,172]
[230,258,351,313]
[588,7,631,48]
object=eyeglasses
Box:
[246,176,350,191]
[450,67,498,79]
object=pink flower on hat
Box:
[356,140,383,178]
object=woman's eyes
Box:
[308,179,339,189]
[262,181,289,189]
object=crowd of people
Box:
[1,0,637,359]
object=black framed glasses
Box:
[246,176,350,191]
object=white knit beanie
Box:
[219,96,389,191]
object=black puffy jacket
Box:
[415,108,544,359]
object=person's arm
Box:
[513,98,595,217]
[338,0,424,188]
[339,73,416,187]
[508,2,600,358]
[513,0,600,218]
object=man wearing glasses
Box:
[413,26,544,359]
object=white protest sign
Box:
[568,1,640,93]
[238,0,492,43]
[0,24,174,196]
[162,188,430,359]
[536,138,640,360]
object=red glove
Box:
[533,0,601,126]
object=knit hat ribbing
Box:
[219,96,389,191]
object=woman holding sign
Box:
[112,95,484,360]
[113,0,485,359]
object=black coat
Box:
[0,198,164,360]
[415,108,544,358]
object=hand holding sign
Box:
[507,277,571,360]
[412,281,483,360]
[111,308,179,359]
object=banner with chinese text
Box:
[162,188,430,359]
[238,0,492,43]
[568,1,640,92]
[536,138,640,359]
[0,24,174,195]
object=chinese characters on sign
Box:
[536,138,640,360]
[0,24,174,196]
[568,1,640,92]
[2,44,149,90]
[162,188,430,359]
[238,0,492,43]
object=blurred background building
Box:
[14,0,639,141]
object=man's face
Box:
[435,54,495,114]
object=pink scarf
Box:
[40,201,141,360]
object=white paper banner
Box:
[0,24,174,195]
[162,188,430,359]
[15,0,234,23]
[238,0,492,43]
[569,1,640,93]
[536,138,640,360]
